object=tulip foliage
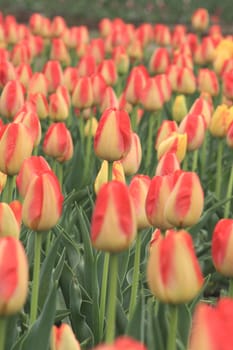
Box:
[0,8,233,350]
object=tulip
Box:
[147,228,204,303]
[43,60,64,93]
[155,120,178,150]
[0,60,16,89]
[94,107,132,162]
[154,24,171,46]
[51,16,67,37]
[178,112,206,151]
[155,152,180,176]
[72,76,93,110]
[191,8,209,32]
[89,38,105,64]
[140,77,164,111]
[94,336,147,350]
[156,74,172,103]
[84,116,98,137]
[16,155,51,198]
[120,132,142,176]
[149,47,170,74]
[29,93,49,120]
[129,174,151,230]
[99,18,112,38]
[28,72,48,97]
[94,160,125,194]
[209,105,233,138]
[211,219,233,277]
[0,123,34,176]
[50,324,81,350]
[197,68,219,96]
[0,202,21,238]
[48,92,69,121]
[157,132,187,163]
[50,38,70,66]
[14,110,42,147]
[43,123,74,163]
[112,46,129,75]
[98,59,118,86]
[189,96,212,127]
[63,67,79,93]
[124,66,148,105]
[171,25,186,49]
[222,69,233,100]
[172,95,188,123]
[176,67,196,95]
[0,171,7,194]
[165,171,204,228]
[91,73,107,106]
[0,236,28,315]
[77,54,96,77]
[91,181,136,252]
[22,171,63,231]
[99,86,119,113]
[10,42,32,66]
[0,80,24,119]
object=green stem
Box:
[145,111,158,170]
[79,116,85,148]
[131,105,138,133]
[99,252,110,340]
[167,304,178,350]
[108,162,113,182]
[2,175,15,203]
[83,117,93,183]
[229,278,233,298]
[105,254,118,343]
[182,155,188,171]
[0,317,7,350]
[30,232,42,325]
[128,232,141,320]
[57,162,63,188]
[215,139,224,199]
[200,131,209,180]
[224,164,233,218]
[191,149,199,172]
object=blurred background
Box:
[0,0,232,29]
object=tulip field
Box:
[0,7,233,350]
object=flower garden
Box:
[0,6,233,350]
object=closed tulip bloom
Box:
[50,324,81,350]
[91,181,136,252]
[0,60,16,89]
[120,132,142,176]
[94,160,125,194]
[72,76,94,109]
[140,77,164,111]
[149,47,170,74]
[197,69,219,96]
[94,336,147,350]
[0,171,7,194]
[91,73,107,106]
[51,16,66,37]
[16,156,51,198]
[14,110,42,147]
[10,42,32,66]
[209,105,233,137]
[50,38,70,66]
[157,132,187,162]
[188,298,233,350]
[189,97,212,127]
[0,236,28,315]
[129,175,151,230]
[99,86,119,113]
[178,112,206,151]
[155,152,180,176]
[146,175,175,230]
[176,67,196,95]
[77,54,96,77]
[171,25,186,49]
[172,95,188,123]
[124,66,148,105]
[49,92,69,121]
[223,69,233,100]
[56,85,71,108]
[191,8,209,32]
[147,229,204,303]
[0,80,24,119]
[165,171,204,228]
[16,63,32,89]
[29,93,49,120]
[63,67,79,93]
[155,120,178,150]
[28,72,48,97]
[84,117,99,137]
[0,123,34,176]
[94,108,132,162]
[0,202,21,238]
[22,171,63,231]
[154,24,171,46]
[211,219,233,277]
[43,123,73,163]
[173,52,193,70]
[98,59,118,86]
[88,38,105,64]
[43,60,64,93]
[201,37,216,63]
[112,46,129,75]
[99,18,112,38]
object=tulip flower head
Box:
[50,323,81,350]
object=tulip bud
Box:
[50,323,81,350]
[129,175,151,230]
[51,16,66,37]
[155,152,180,176]
[211,219,233,277]
[29,93,49,120]
[0,202,21,238]
[72,76,94,110]
[0,123,34,176]
[77,54,96,77]
[172,95,188,123]
[191,8,209,32]
[99,86,119,113]
[189,96,212,127]
[43,123,73,163]
[16,63,32,89]
[14,110,42,147]
[94,107,132,162]
[22,171,63,231]
[157,132,187,162]
[43,60,64,93]
[176,67,196,95]
[147,228,204,303]
[178,112,206,151]
[154,24,171,46]
[48,92,69,121]
[124,66,148,105]
[209,104,233,137]
[0,60,16,89]
[0,80,24,119]
[63,67,79,94]
[0,236,28,315]
[94,160,125,194]
[197,68,219,96]
[120,132,142,175]
[98,59,118,86]
[91,181,136,252]
[28,72,48,97]
[112,46,129,75]
[223,69,233,100]
[16,156,51,198]
[140,77,164,111]
[155,120,178,150]
[149,47,170,74]
[84,116,99,137]
[91,73,107,106]
[0,171,7,194]
[165,171,204,227]
[50,38,71,66]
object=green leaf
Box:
[177,304,192,349]
[126,291,145,342]
[54,309,71,324]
